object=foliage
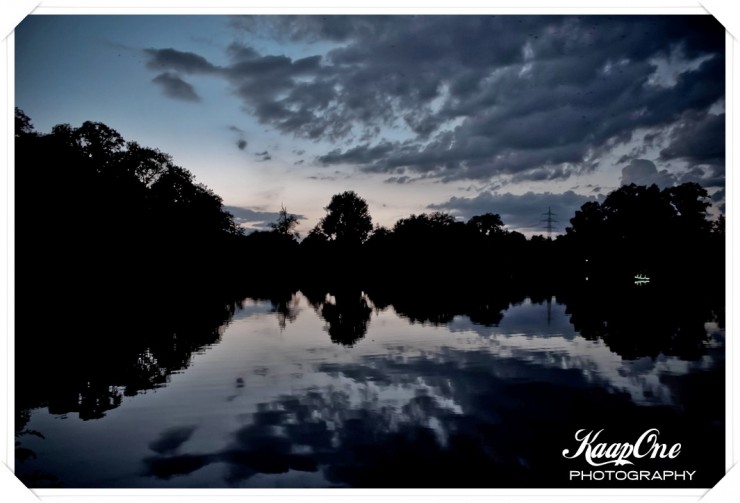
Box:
[318,191,373,246]
[15,109,245,305]
[393,211,458,235]
[269,205,301,240]
[467,213,506,236]
[562,182,720,286]
[15,107,34,138]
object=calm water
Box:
[15,291,725,488]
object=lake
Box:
[15,288,725,488]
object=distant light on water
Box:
[635,274,650,285]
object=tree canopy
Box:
[317,191,373,246]
[15,108,244,303]
[269,205,301,241]
[467,213,506,237]
[562,182,718,286]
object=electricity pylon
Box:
[541,207,558,239]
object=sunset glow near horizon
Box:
[15,14,725,236]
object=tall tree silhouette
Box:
[318,191,373,246]
[467,213,506,237]
[269,205,301,241]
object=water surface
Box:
[15,291,725,488]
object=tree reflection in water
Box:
[17,280,721,419]
[15,280,724,488]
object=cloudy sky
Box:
[15,14,725,235]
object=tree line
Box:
[16,109,724,299]
[248,184,724,295]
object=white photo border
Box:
[1,1,736,502]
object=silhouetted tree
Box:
[467,213,506,237]
[15,109,247,312]
[393,211,458,235]
[318,191,373,246]
[15,108,35,138]
[299,226,332,280]
[118,141,172,187]
[381,211,469,285]
[269,205,301,241]
[712,214,725,237]
[369,225,392,240]
[303,226,330,247]
[365,225,392,264]
[562,182,719,288]
[75,120,126,164]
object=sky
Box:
[14,14,726,236]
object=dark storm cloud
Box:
[318,141,401,167]
[704,165,726,188]
[144,16,724,185]
[311,15,723,182]
[151,72,201,102]
[660,111,724,166]
[510,165,575,183]
[429,190,599,232]
[230,15,396,43]
[620,159,676,188]
[385,175,411,184]
[711,188,725,203]
[710,187,726,214]
[144,48,219,73]
[143,45,330,138]
[678,164,725,189]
